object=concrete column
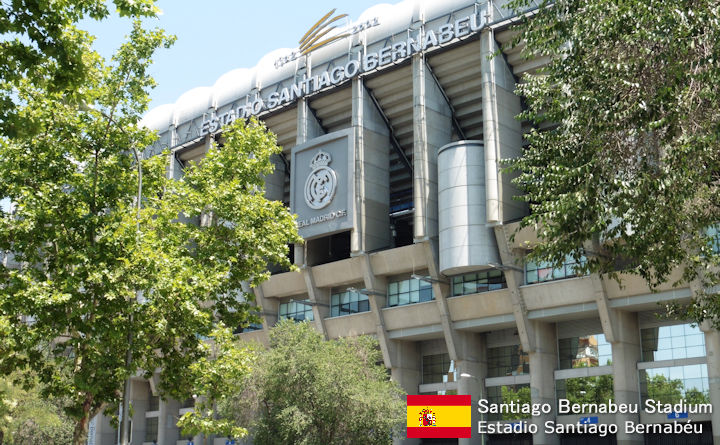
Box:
[361,254,395,368]
[390,340,421,445]
[159,398,181,444]
[611,311,643,445]
[702,322,720,445]
[157,398,167,445]
[529,321,559,445]
[130,379,150,444]
[302,266,329,337]
[479,28,526,224]
[412,54,452,242]
[293,98,325,266]
[456,333,487,445]
[351,77,391,255]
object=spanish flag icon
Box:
[406,395,472,438]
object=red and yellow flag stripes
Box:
[406,395,472,438]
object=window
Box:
[330,289,369,317]
[640,364,709,404]
[526,254,587,284]
[145,417,158,443]
[279,300,314,322]
[451,270,506,296]
[422,353,455,384]
[234,322,263,334]
[148,395,159,412]
[558,333,612,369]
[641,324,705,362]
[556,375,614,406]
[486,385,530,421]
[487,345,529,377]
[707,225,720,253]
[388,277,433,307]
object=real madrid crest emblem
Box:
[304,150,337,210]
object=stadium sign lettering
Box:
[201,13,485,135]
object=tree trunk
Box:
[72,392,93,445]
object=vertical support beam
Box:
[156,393,166,445]
[493,225,535,352]
[612,311,643,445]
[129,379,149,444]
[422,241,486,444]
[293,98,326,266]
[479,26,525,224]
[160,399,181,444]
[351,77,391,255]
[701,321,720,445]
[590,274,618,343]
[391,340,421,445]
[412,54,452,242]
[529,321,559,445]
[361,254,395,368]
[302,266,329,337]
[422,241,459,361]
[456,333,487,445]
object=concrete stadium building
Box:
[84,0,720,444]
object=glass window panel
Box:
[398,292,410,305]
[389,295,398,306]
[399,280,410,293]
[450,270,507,296]
[410,279,419,291]
[389,282,398,295]
[526,270,538,284]
[686,334,704,347]
[453,282,463,295]
[641,324,705,362]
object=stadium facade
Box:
[83,0,720,444]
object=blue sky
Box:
[82,0,391,113]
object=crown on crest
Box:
[310,150,332,169]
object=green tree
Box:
[176,326,258,442]
[0,375,74,445]
[499,385,531,421]
[219,320,406,445]
[644,374,684,404]
[0,0,159,136]
[0,22,299,445]
[506,0,720,325]
[563,375,614,407]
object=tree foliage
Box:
[176,326,258,441]
[0,17,299,443]
[0,374,74,445]
[219,321,406,445]
[0,0,159,135]
[507,0,720,324]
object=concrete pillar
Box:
[351,77,391,255]
[412,54,452,242]
[293,97,325,266]
[479,27,526,224]
[302,266,329,336]
[456,333,487,445]
[159,398,181,444]
[529,321,559,445]
[611,311,643,445]
[390,340,421,445]
[702,322,720,445]
[130,379,150,444]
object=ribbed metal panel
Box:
[438,140,500,275]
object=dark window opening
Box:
[306,231,351,266]
[391,215,414,248]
